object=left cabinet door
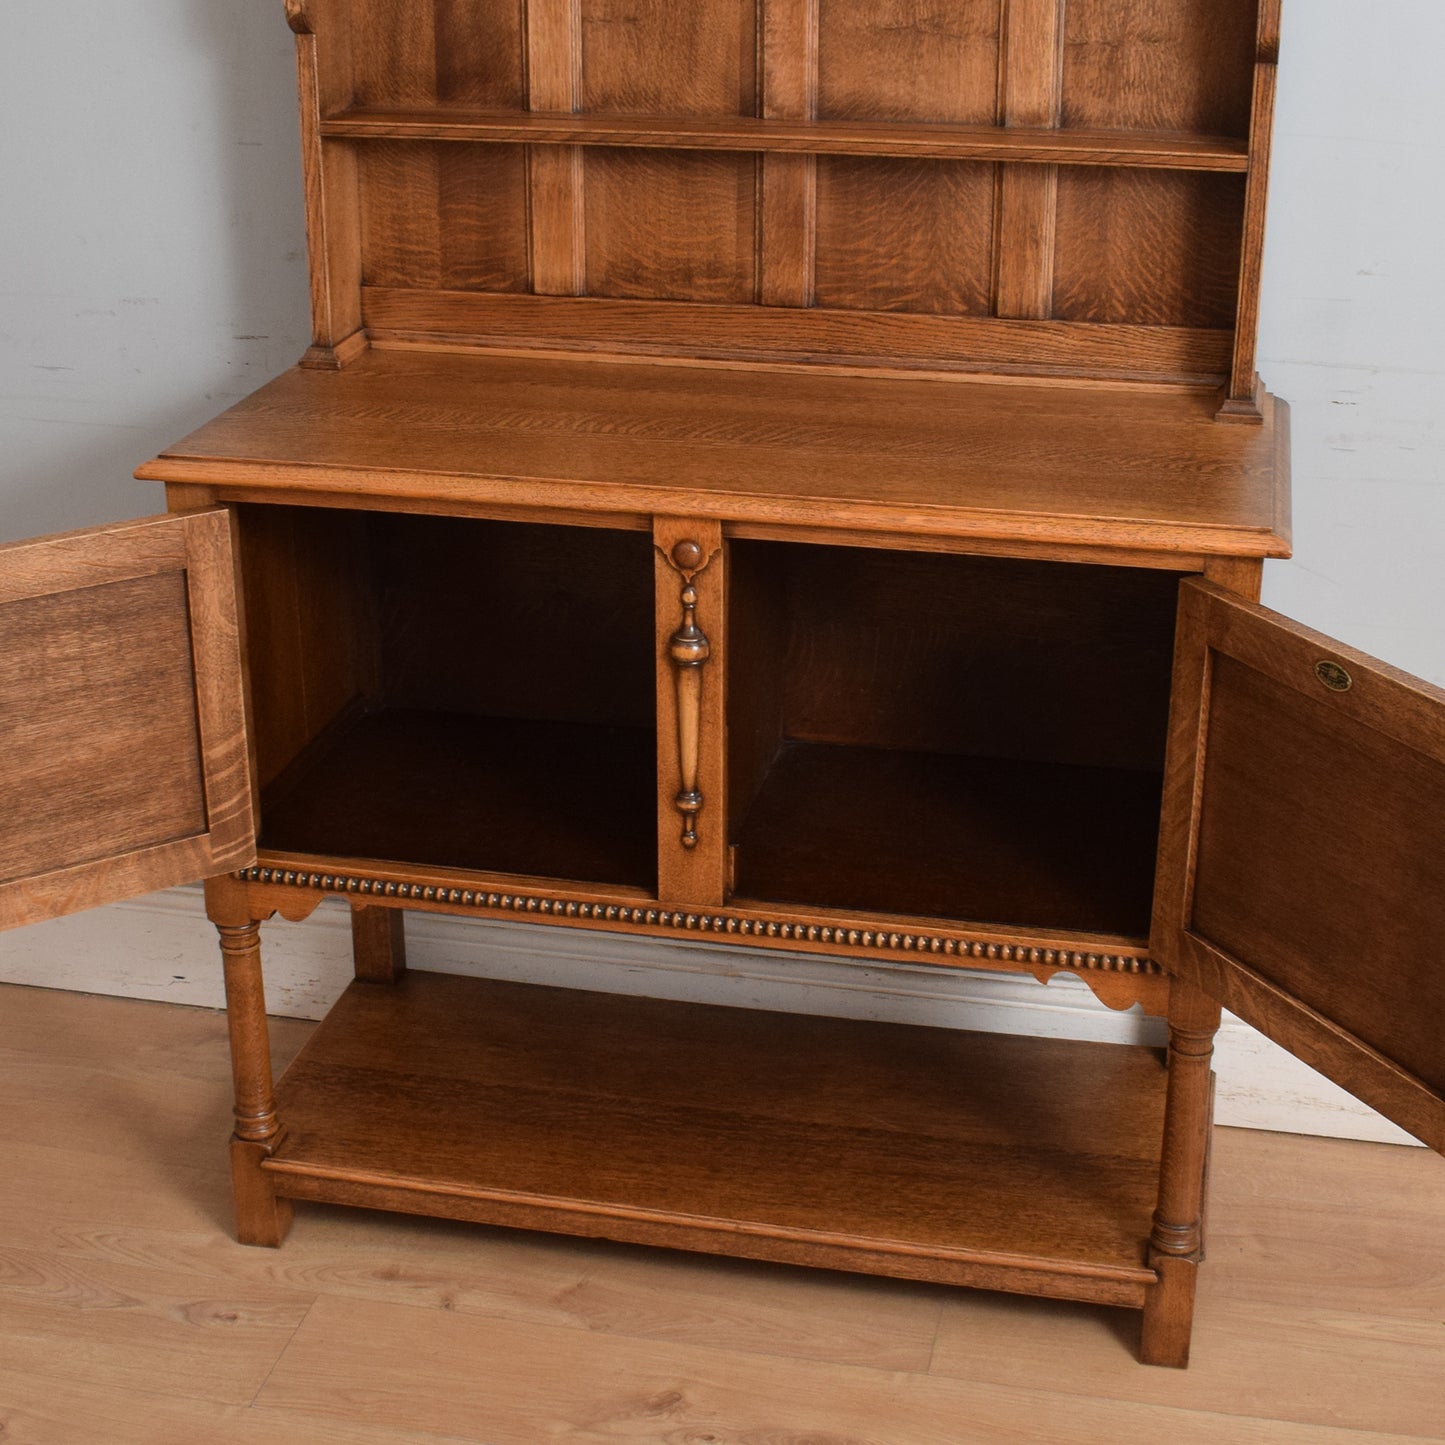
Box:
[0,510,255,930]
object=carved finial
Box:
[672,539,705,572]
[657,539,719,583]
[285,0,316,36]
[669,583,710,850]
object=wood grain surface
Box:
[813,158,996,315]
[1052,169,1247,329]
[1153,583,1445,1154]
[265,970,1168,1289]
[582,149,757,303]
[0,573,206,883]
[1060,0,1257,135]
[361,288,1240,381]
[358,141,530,292]
[322,108,1252,170]
[0,512,254,930]
[141,350,1289,557]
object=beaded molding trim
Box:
[238,866,1159,975]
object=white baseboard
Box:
[0,886,1417,1146]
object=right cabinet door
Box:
[1152,579,1445,1152]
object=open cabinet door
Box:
[0,510,255,930]
[1152,580,1445,1152]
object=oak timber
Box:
[320,109,1253,170]
[264,969,1168,1302]
[139,349,1290,558]
[0,512,254,931]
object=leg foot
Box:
[1139,978,1220,1367]
[206,876,290,1248]
[231,1137,294,1248]
[1140,1254,1198,1368]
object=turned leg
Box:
[351,904,407,984]
[205,877,293,1248]
[1140,977,1221,1368]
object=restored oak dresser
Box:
[2,0,1441,1369]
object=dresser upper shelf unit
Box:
[319,110,1253,172]
[286,0,1282,411]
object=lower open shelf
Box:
[266,970,1167,1306]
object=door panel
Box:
[0,511,255,929]
[1153,580,1445,1152]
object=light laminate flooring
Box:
[0,983,1441,1444]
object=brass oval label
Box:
[1315,660,1353,692]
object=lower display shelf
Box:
[265,970,1169,1306]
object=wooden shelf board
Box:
[734,742,1163,937]
[320,108,1251,173]
[358,291,1236,385]
[266,970,1166,1301]
[142,350,1291,559]
[259,708,657,891]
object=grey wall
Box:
[1255,1,1445,683]
[0,3,309,541]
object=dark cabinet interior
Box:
[728,543,1183,935]
[240,506,658,888]
[238,507,1186,940]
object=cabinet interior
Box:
[238,505,658,888]
[727,543,1184,937]
[240,507,1185,935]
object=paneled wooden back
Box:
[286,0,1279,406]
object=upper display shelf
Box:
[284,0,1282,415]
[319,111,1252,173]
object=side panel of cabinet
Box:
[1152,580,1445,1152]
[0,511,255,930]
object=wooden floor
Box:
[0,984,1441,1444]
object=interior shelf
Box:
[733,742,1163,938]
[259,708,657,889]
[266,970,1168,1301]
[319,108,1251,172]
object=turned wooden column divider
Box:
[1140,977,1222,1368]
[654,517,727,906]
[205,875,293,1248]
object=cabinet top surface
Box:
[142,350,1289,558]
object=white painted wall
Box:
[1256,3,1445,678]
[1,3,1440,1145]
[0,2,310,543]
